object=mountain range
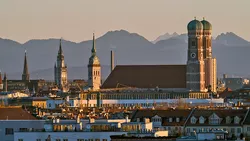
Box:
[1,30,250,80]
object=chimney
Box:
[111,50,114,72]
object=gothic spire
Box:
[91,33,96,56]
[58,38,63,55]
[22,50,30,81]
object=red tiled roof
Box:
[102,65,186,89]
[0,107,37,120]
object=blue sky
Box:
[0,0,249,43]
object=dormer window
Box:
[199,116,205,124]
[226,116,231,124]
[176,117,180,122]
[191,116,197,124]
[209,113,221,125]
[234,116,240,124]
[169,118,172,122]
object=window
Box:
[18,139,23,141]
[191,116,197,124]
[231,128,235,134]
[5,128,14,135]
[237,128,241,133]
[234,116,240,124]
[199,116,204,124]
[247,127,250,131]
[19,128,28,132]
[169,118,172,122]
[36,139,41,141]
[63,139,68,141]
[77,139,84,141]
[176,117,180,122]
[56,139,61,141]
[103,139,108,141]
[192,41,196,46]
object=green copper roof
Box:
[187,19,203,31]
[201,19,212,30]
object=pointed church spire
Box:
[91,33,96,56]
[58,38,63,55]
[22,50,30,81]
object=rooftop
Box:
[102,65,186,89]
[0,107,37,120]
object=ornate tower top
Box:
[201,18,212,30]
[89,33,100,65]
[22,50,30,81]
[58,39,63,55]
[91,33,97,56]
[187,17,204,31]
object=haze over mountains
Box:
[0,30,250,80]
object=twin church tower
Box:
[54,18,216,93]
[54,34,101,92]
[187,18,217,92]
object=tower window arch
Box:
[192,41,196,46]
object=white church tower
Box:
[88,33,101,91]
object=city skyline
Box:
[0,0,250,43]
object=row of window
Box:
[186,127,241,134]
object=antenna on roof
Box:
[194,16,196,20]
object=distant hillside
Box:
[1,30,250,80]
[152,32,179,44]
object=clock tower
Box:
[88,33,101,91]
[186,18,206,92]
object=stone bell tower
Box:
[186,18,206,92]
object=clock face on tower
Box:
[191,53,196,58]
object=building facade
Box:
[186,18,217,92]
[54,39,68,92]
[88,33,101,91]
[186,19,206,92]
[205,58,217,92]
[201,19,217,93]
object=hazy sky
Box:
[0,0,250,43]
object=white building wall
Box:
[0,120,45,141]
[14,132,127,141]
[46,98,224,108]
